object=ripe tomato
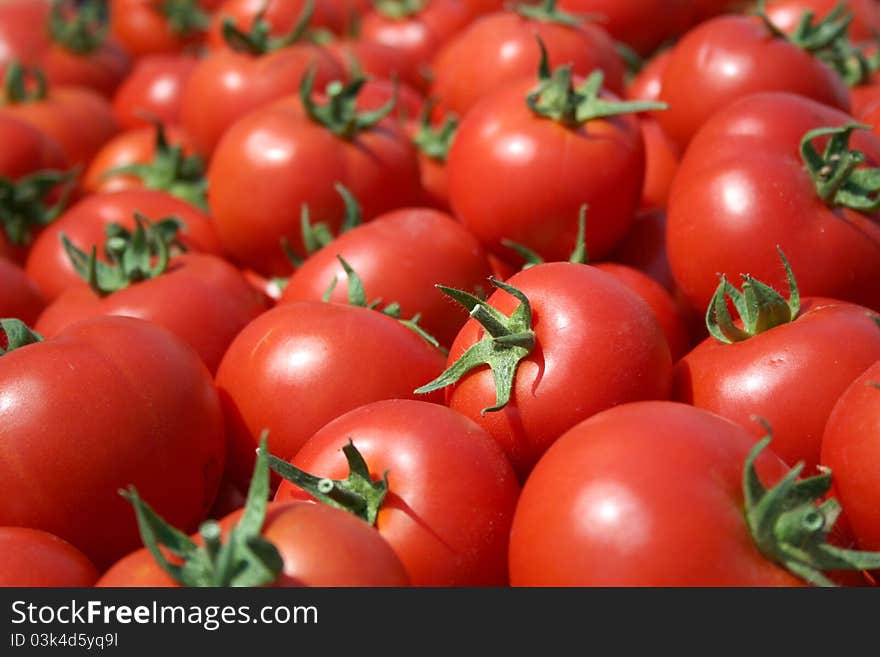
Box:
[0,257,44,324]
[417,263,672,478]
[0,527,99,587]
[324,39,426,96]
[667,93,880,314]
[821,361,880,551]
[25,189,222,301]
[0,0,52,68]
[607,208,674,292]
[281,207,492,347]
[110,0,211,57]
[764,0,880,44]
[509,401,803,586]
[637,118,680,211]
[0,315,225,568]
[216,301,445,489]
[430,5,624,117]
[627,48,671,104]
[657,15,850,148]
[206,0,346,49]
[111,54,198,130]
[274,399,520,586]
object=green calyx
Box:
[281,183,361,267]
[261,440,387,526]
[222,0,313,55]
[322,255,441,348]
[0,169,76,246]
[706,247,800,344]
[526,37,666,126]
[61,213,181,296]
[48,0,107,54]
[744,427,880,587]
[103,123,208,210]
[300,68,397,140]
[509,0,597,28]
[756,0,852,53]
[2,62,48,104]
[415,278,535,413]
[413,99,458,162]
[121,431,283,587]
[801,123,880,211]
[503,203,589,269]
[373,0,426,20]
[0,319,43,356]
[160,0,210,36]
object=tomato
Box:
[821,361,880,551]
[206,0,346,49]
[0,257,44,324]
[111,54,198,130]
[657,15,851,149]
[36,250,267,374]
[558,0,691,56]
[764,0,880,44]
[274,399,520,586]
[0,527,99,587]
[0,0,52,68]
[447,65,650,264]
[637,118,680,211]
[207,78,422,276]
[180,9,344,156]
[25,189,222,301]
[355,77,425,133]
[0,315,225,568]
[430,4,624,117]
[607,208,674,292]
[508,401,803,586]
[627,48,671,104]
[324,38,426,96]
[97,501,409,587]
[281,207,491,347]
[216,301,445,489]
[40,1,131,98]
[417,262,672,478]
[667,93,880,314]
[110,0,211,57]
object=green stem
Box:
[801,124,880,212]
[0,319,44,356]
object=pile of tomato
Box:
[2,0,880,588]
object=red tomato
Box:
[657,15,850,149]
[0,257,44,324]
[206,0,346,49]
[448,74,646,263]
[215,302,446,489]
[558,0,691,55]
[324,39,426,96]
[607,208,674,292]
[508,401,803,586]
[110,0,211,57]
[111,54,198,130]
[25,190,222,301]
[422,262,672,478]
[274,399,520,586]
[355,77,425,132]
[638,118,680,210]
[97,501,409,587]
[281,207,492,347]
[36,252,267,374]
[430,7,624,117]
[0,0,52,68]
[0,527,99,587]
[207,85,422,276]
[764,0,880,44]
[180,16,344,155]
[821,361,880,551]
[667,93,880,314]
[627,48,672,104]
[0,315,225,568]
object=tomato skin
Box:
[206,0,346,50]
[638,118,680,211]
[281,208,492,347]
[821,361,880,551]
[444,262,672,478]
[355,78,425,133]
[0,258,45,324]
[0,0,52,68]
[97,501,410,587]
[109,0,209,56]
[180,45,344,156]
[607,209,674,292]
[25,190,222,302]
[111,54,199,130]
[208,102,422,276]
[0,527,99,587]
[764,0,880,44]
[626,48,672,105]
[0,316,226,569]
[41,40,132,99]
[430,12,624,117]
[675,299,880,471]
[35,253,267,374]
[215,302,446,490]
[658,15,850,149]
[667,93,880,314]
[509,401,801,586]
[82,125,196,194]
[324,39,426,97]
[447,77,644,263]
[275,399,520,586]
